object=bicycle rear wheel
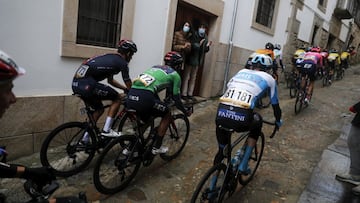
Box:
[289,78,297,98]
[160,114,190,161]
[191,163,228,203]
[93,135,141,194]
[238,132,265,185]
[294,91,304,114]
[40,122,96,177]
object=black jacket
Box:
[351,101,360,127]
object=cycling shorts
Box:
[300,62,317,81]
[215,103,262,133]
[126,88,169,122]
[72,77,119,110]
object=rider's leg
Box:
[238,113,262,173]
[103,96,122,133]
[213,127,231,165]
[152,111,171,154]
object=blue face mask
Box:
[198,28,205,37]
[183,25,190,33]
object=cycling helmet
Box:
[274,44,281,50]
[310,46,321,53]
[265,42,274,50]
[117,39,137,54]
[251,54,273,70]
[0,50,25,84]
[164,51,183,69]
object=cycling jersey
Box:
[73,53,130,82]
[132,65,181,95]
[219,69,279,109]
[255,49,274,60]
[127,65,185,121]
[328,53,340,64]
[303,52,323,67]
[340,51,351,60]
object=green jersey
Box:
[132,65,181,95]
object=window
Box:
[317,0,327,13]
[255,0,275,28]
[61,0,135,58]
[251,0,279,35]
[319,0,324,6]
[77,0,124,48]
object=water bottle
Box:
[231,149,243,171]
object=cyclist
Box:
[300,46,323,103]
[274,43,284,81]
[214,53,282,174]
[327,48,340,84]
[0,50,84,203]
[320,48,329,78]
[72,39,137,137]
[126,51,192,155]
[340,46,355,69]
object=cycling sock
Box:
[103,117,114,132]
[153,135,164,149]
[238,146,254,172]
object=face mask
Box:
[198,28,206,37]
[183,25,190,33]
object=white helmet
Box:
[251,54,273,70]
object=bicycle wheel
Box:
[238,132,265,185]
[93,135,141,194]
[160,114,190,161]
[322,75,328,87]
[40,122,96,177]
[117,111,154,138]
[289,78,297,98]
[294,91,304,114]
[191,163,227,203]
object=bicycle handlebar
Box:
[262,120,278,138]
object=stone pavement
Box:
[297,120,360,203]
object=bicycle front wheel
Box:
[93,135,141,194]
[191,163,227,203]
[160,114,190,161]
[238,132,265,185]
[40,122,96,177]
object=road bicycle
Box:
[294,74,311,115]
[92,97,192,194]
[288,69,301,98]
[0,146,87,203]
[334,64,345,80]
[40,94,127,177]
[190,120,277,202]
[322,66,332,87]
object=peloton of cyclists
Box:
[214,53,282,174]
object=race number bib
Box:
[220,88,253,108]
[74,65,89,78]
[137,74,155,86]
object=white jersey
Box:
[220,69,279,109]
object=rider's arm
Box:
[0,162,24,178]
[107,76,128,91]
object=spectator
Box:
[336,101,360,195]
[172,21,192,69]
[181,22,211,102]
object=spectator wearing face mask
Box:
[172,21,192,65]
[181,22,212,102]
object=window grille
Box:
[255,0,275,28]
[76,0,124,48]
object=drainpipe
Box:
[222,0,239,94]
